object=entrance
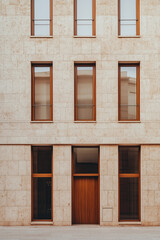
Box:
[72,147,99,224]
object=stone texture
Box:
[0,0,160,227]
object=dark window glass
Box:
[33,177,52,220]
[119,147,139,174]
[33,147,52,173]
[120,177,139,220]
[73,147,98,173]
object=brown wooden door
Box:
[72,176,99,224]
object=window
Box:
[118,62,140,121]
[119,146,140,221]
[31,62,53,121]
[74,0,96,36]
[74,63,96,121]
[73,147,99,174]
[32,146,53,221]
[118,0,140,36]
[31,0,53,36]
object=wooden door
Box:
[72,176,99,224]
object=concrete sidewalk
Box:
[0,226,160,240]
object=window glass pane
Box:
[77,67,93,120]
[34,67,51,120]
[119,147,139,174]
[34,0,50,36]
[120,0,136,36]
[73,147,98,173]
[33,177,52,220]
[120,66,137,120]
[77,0,92,36]
[33,147,52,173]
[120,177,139,220]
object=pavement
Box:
[0,225,160,240]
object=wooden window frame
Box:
[118,0,140,36]
[118,146,141,222]
[74,0,96,36]
[31,62,53,121]
[74,62,96,121]
[31,146,53,222]
[118,62,140,121]
[72,146,100,224]
[31,0,53,36]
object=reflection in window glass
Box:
[34,0,50,36]
[77,0,92,36]
[34,66,51,120]
[77,67,93,120]
[73,147,99,173]
[120,66,137,120]
[120,0,136,36]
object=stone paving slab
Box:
[0,226,160,240]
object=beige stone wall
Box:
[53,146,72,226]
[100,146,118,225]
[0,0,160,226]
[141,145,160,226]
[0,0,160,145]
[0,145,31,226]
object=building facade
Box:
[0,0,160,226]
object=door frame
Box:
[71,146,100,224]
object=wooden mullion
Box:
[74,0,77,35]
[73,173,99,177]
[32,173,52,178]
[118,0,120,35]
[118,64,121,120]
[92,0,96,35]
[31,65,35,121]
[93,65,96,121]
[31,0,34,35]
[74,65,77,120]
[119,173,139,178]
[136,0,140,35]
[136,64,140,121]
[50,0,53,36]
[50,65,53,121]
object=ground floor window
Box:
[119,146,140,221]
[32,146,53,221]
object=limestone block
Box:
[102,208,113,222]
[59,191,71,207]
[6,176,21,191]
[5,207,18,222]
[0,176,6,191]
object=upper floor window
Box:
[31,0,53,36]
[118,62,140,121]
[74,0,96,36]
[74,63,96,121]
[118,0,140,36]
[31,62,53,121]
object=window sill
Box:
[30,121,53,123]
[31,221,53,225]
[73,35,96,38]
[74,121,96,123]
[118,121,141,123]
[118,35,141,38]
[30,36,53,38]
[119,221,141,225]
